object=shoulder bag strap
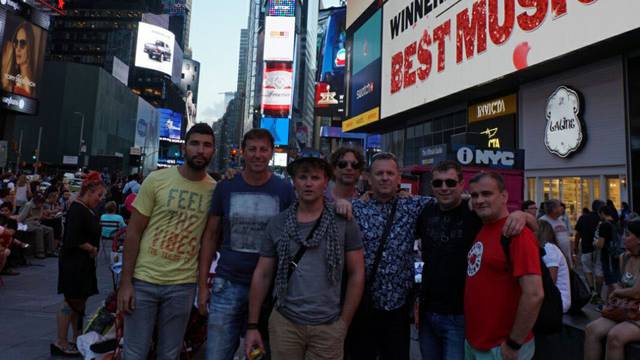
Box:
[287,213,323,280]
[366,199,398,292]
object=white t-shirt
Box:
[543,243,571,313]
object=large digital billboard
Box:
[158,108,182,140]
[381,0,640,118]
[0,12,48,115]
[316,7,346,117]
[262,61,293,118]
[135,22,175,76]
[264,16,296,62]
[268,0,295,17]
[344,9,381,131]
[260,117,289,146]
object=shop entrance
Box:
[527,176,625,226]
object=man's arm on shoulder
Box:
[503,211,538,237]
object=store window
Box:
[527,178,535,201]
[543,178,560,201]
[607,176,621,209]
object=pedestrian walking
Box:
[198,128,295,360]
[416,161,532,360]
[540,199,573,267]
[52,172,105,356]
[464,172,543,360]
[117,123,216,360]
[575,200,605,302]
[244,154,365,360]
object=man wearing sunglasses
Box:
[416,160,537,360]
[327,147,366,202]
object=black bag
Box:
[501,237,564,335]
[568,268,591,314]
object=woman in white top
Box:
[537,219,572,313]
[14,175,31,211]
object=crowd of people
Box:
[4,121,640,359]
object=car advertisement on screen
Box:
[135,22,175,76]
[344,9,381,132]
[316,7,346,117]
[380,0,640,118]
[0,13,48,114]
[158,108,183,141]
[260,117,290,146]
[264,16,296,62]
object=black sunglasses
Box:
[336,160,361,170]
[431,179,459,188]
[13,39,27,49]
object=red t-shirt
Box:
[464,217,541,351]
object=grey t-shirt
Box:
[261,210,363,325]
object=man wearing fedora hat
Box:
[244,153,365,360]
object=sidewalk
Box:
[0,253,114,360]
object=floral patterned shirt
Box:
[353,195,434,311]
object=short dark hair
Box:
[545,199,561,212]
[0,201,13,212]
[242,128,274,150]
[592,200,605,212]
[0,188,10,198]
[329,147,365,169]
[369,152,399,171]
[185,123,215,144]
[105,201,117,213]
[521,200,536,211]
[469,171,506,192]
[598,205,617,218]
[290,159,333,179]
[433,160,463,181]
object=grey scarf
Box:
[275,201,342,302]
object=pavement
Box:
[0,250,421,360]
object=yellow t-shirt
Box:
[133,167,216,284]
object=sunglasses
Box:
[13,39,27,49]
[336,160,361,170]
[431,179,459,188]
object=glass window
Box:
[543,178,560,201]
[582,178,591,213]
[607,177,621,209]
[527,178,536,202]
[593,177,601,200]
[561,177,582,226]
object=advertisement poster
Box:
[262,61,293,117]
[268,0,296,17]
[381,0,640,118]
[316,7,346,117]
[158,108,183,140]
[264,16,296,61]
[260,117,290,146]
[346,10,381,129]
[1,13,47,100]
[135,22,175,76]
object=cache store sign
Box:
[264,16,296,61]
[381,0,640,118]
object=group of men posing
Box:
[116,123,543,360]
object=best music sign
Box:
[380,0,640,118]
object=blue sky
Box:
[190,0,342,125]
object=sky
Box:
[190,0,343,125]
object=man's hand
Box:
[503,210,527,237]
[117,281,136,314]
[501,342,519,360]
[335,199,353,220]
[244,329,264,359]
[90,246,98,258]
[197,285,210,316]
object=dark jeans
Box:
[419,312,465,360]
[346,304,410,360]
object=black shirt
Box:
[576,212,600,254]
[597,220,614,260]
[416,199,483,315]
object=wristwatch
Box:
[506,337,522,350]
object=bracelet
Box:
[247,322,259,330]
[506,337,522,350]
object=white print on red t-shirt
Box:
[467,241,484,277]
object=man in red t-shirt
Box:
[465,172,543,360]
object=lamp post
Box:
[74,112,85,167]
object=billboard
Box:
[268,0,295,17]
[171,40,184,85]
[135,22,175,76]
[157,141,184,167]
[158,108,182,140]
[262,61,293,118]
[346,0,376,29]
[136,98,159,175]
[344,10,381,131]
[316,7,346,117]
[381,0,640,118]
[260,117,290,146]
[264,16,296,62]
[112,56,129,86]
[0,13,48,114]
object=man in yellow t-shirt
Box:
[117,123,216,360]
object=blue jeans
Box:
[419,312,465,360]
[206,277,250,360]
[464,339,535,360]
[123,279,196,360]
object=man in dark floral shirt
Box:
[347,152,433,360]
